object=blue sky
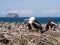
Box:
[0,0,60,17]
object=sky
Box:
[0,0,60,17]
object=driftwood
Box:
[0,22,59,45]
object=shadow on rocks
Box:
[0,34,9,44]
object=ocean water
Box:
[0,17,60,24]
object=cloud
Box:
[43,9,60,14]
[21,10,33,14]
[0,10,35,17]
[7,10,34,15]
[0,11,6,14]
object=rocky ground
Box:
[0,22,60,45]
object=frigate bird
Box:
[46,20,57,31]
[25,17,42,31]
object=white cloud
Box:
[43,9,60,14]
[0,10,34,17]
[8,10,20,14]
[21,10,33,14]
[7,10,34,15]
[0,11,6,14]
